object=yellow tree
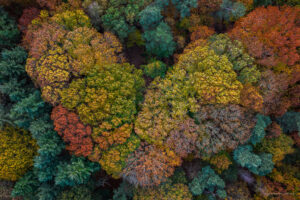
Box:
[0,126,38,181]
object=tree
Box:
[0,7,20,49]
[230,6,300,66]
[135,45,244,156]
[226,181,251,200]
[18,7,40,35]
[265,122,282,139]
[143,22,176,58]
[205,151,232,174]
[189,166,227,199]
[249,114,271,145]
[171,0,198,18]
[0,125,38,181]
[195,104,256,155]
[192,0,222,14]
[11,171,40,200]
[141,59,167,78]
[122,143,181,187]
[233,145,274,176]
[258,70,299,116]
[28,117,64,182]
[165,117,200,158]
[240,84,263,112]
[256,134,294,164]
[99,134,141,178]
[208,34,261,84]
[26,46,76,105]
[135,87,194,146]
[255,176,296,200]
[0,47,31,101]
[83,0,153,40]
[51,9,92,31]
[55,156,100,187]
[64,28,125,74]
[216,0,246,22]
[277,112,300,134]
[176,45,243,105]
[113,181,134,200]
[267,164,300,198]
[190,26,215,41]
[139,4,163,30]
[51,105,93,157]
[26,22,125,105]
[133,182,192,200]
[57,185,92,200]
[60,63,144,126]
[237,0,253,10]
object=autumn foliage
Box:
[190,26,215,41]
[0,126,38,181]
[51,105,93,157]
[18,7,40,35]
[24,9,125,105]
[1,1,299,199]
[230,6,300,66]
[122,143,181,187]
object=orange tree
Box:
[51,105,93,157]
[230,6,300,67]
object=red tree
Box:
[230,6,300,67]
[51,105,93,157]
[18,7,40,35]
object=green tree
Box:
[189,166,227,199]
[83,0,153,40]
[277,112,300,134]
[216,0,246,22]
[113,181,134,200]
[171,0,198,18]
[11,171,40,200]
[139,4,163,30]
[249,114,272,145]
[0,7,19,49]
[233,145,274,176]
[143,22,176,58]
[141,59,167,78]
[55,156,100,187]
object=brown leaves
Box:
[122,143,181,187]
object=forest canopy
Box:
[0,0,299,200]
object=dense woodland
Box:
[0,0,299,199]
